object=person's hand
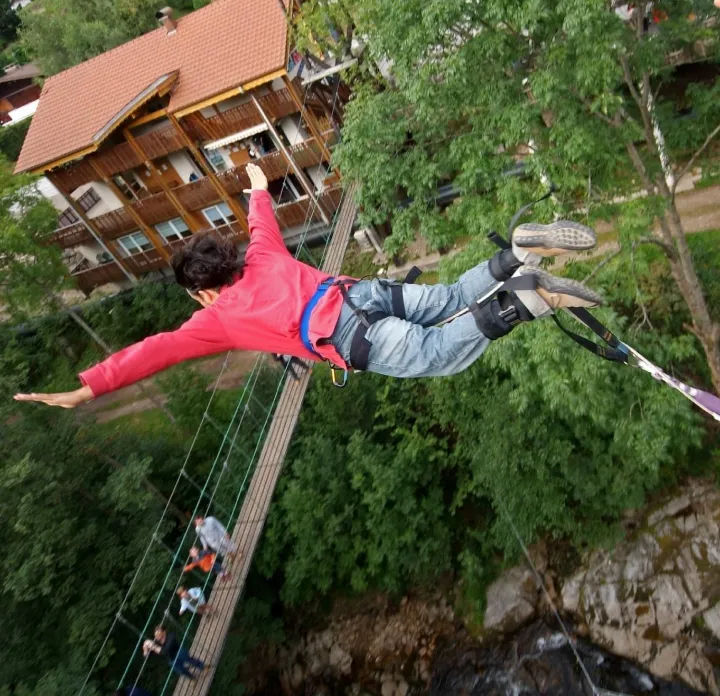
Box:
[13,385,94,408]
[243,163,268,193]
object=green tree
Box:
[18,0,162,75]
[306,0,720,392]
[0,116,32,162]
[0,156,68,317]
[0,0,19,47]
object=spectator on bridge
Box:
[184,546,230,581]
[194,515,236,559]
[143,626,205,680]
[177,586,211,616]
[15,164,600,407]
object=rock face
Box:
[561,479,720,695]
[271,592,455,695]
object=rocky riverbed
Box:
[243,479,720,695]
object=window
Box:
[117,232,153,257]
[202,202,236,228]
[77,187,100,213]
[156,218,191,243]
[114,173,147,201]
[205,149,228,172]
[57,207,79,229]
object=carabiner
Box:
[331,367,348,388]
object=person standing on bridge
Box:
[177,586,212,617]
[143,625,205,680]
[183,546,230,581]
[14,163,601,409]
[194,515,236,559]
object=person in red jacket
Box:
[14,163,601,409]
[183,546,230,581]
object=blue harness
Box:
[299,277,336,355]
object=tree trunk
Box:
[624,143,720,394]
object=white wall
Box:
[74,241,106,264]
[306,164,327,191]
[168,151,202,184]
[34,177,123,218]
[34,176,67,212]
[74,181,124,218]
[279,116,309,146]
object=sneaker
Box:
[513,266,603,318]
[512,221,597,265]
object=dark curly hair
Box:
[172,234,244,292]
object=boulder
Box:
[484,565,538,633]
[329,642,353,675]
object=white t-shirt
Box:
[179,587,206,615]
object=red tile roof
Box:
[16,0,289,173]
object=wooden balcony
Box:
[133,190,180,226]
[50,221,92,248]
[174,176,222,210]
[275,197,317,228]
[71,261,125,293]
[47,88,303,194]
[59,137,337,243]
[135,123,186,160]
[91,207,136,239]
[124,248,167,274]
[183,89,297,142]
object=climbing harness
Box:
[299,267,423,387]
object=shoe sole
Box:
[513,221,597,257]
[519,267,603,309]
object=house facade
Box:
[16,1,344,294]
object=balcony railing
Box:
[183,89,297,142]
[71,261,124,293]
[133,191,180,226]
[60,135,336,244]
[174,176,221,211]
[51,221,92,248]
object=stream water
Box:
[430,620,706,696]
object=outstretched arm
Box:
[243,163,289,256]
[14,308,232,407]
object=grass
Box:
[94,408,185,442]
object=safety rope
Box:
[76,351,232,696]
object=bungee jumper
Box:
[13,163,603,408]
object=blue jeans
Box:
[170,647,205,678]
[329,261,497,378]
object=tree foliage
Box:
[18,0,183,75]
[309,0,720,389]
[0,156,68,318]
[0,117,32,162]
[0,0,19,47]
